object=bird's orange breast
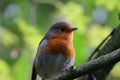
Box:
[44,38,74,58]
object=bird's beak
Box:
[72,28,78,31]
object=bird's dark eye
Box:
[61,28,65,32]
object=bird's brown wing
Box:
[31,36,46,80]
[31,62,37,80]
[31,30,51,80]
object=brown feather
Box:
[44,32,74,58]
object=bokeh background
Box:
[0,0,120,80]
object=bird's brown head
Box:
[46,22,77,41]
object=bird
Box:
[31,22,77,80]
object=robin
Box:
[31,22,77,80]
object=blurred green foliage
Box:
[0,0,120,80]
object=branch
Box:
[91,25,120,80]
[79,24,120,80]
[49,48,120,80]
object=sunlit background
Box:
[0,0,120,80]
